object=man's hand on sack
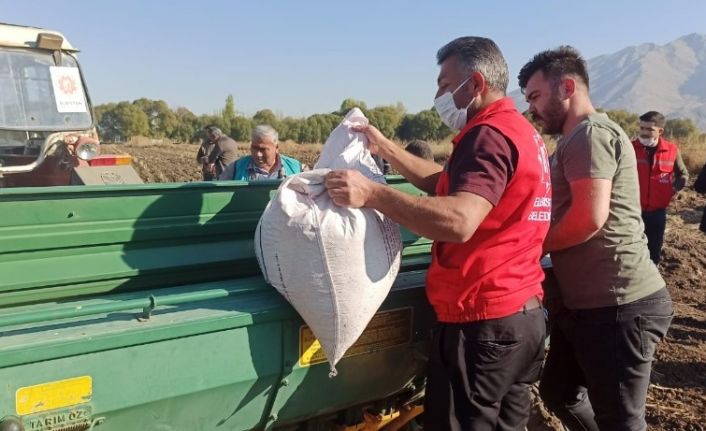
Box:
[349,124,392,157]
[325,169,379,208]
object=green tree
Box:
[665,118,699,141]
[299,113,341,143]
[396,109,450,141]
[196,114,228,131]
[93,103,116,131]
[367,104,405,138]
[279,117,304,142]
[337,98,368,116]
[97,102,150,142]
[253,109,278,128]
[171,107,199,143]
[605,109,640,138]
[222,95,235,132]
[132,98,178,138]
[230,116,253,142]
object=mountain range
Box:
[512,33,706,130]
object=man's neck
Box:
[562,98,596,136]
[466,92,504,122]
[258,155,280,174]
[480,92,504,109]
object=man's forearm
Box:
[367,185,488,243]
[545,178,611,253]
[544,214,601,253]
[675,152,690,181]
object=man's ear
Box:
[558,78,576,100]
[469,71,487,97]
[658,127,665,137]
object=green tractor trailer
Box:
[0,179,436,431]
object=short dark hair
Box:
[437,36,509,93]
[518,46,589,92]
[639,111,666,128]
[405,140,434,161]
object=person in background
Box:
[373,139,434,175]
[405,139,434,161]
[695,161,706,234]
[632,110,689,263]
[220,124,302,180]
[196,134,216,180]
[325,36,551,430]
[203,126,239,179]
[372,153,391,175]
[519,46,673,431]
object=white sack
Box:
[255,108,402,376]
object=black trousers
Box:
[642,209,667,264]
[424,306,546,431]
[539,288,673,431]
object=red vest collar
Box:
[452,97,518,145]
[633,137,671,153]
[648,137,669,152]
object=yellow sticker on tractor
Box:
[16,376,92,416]
[299,307,413,367]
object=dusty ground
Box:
[649,188,706,430]
[104,142,706,430]
[102,142,206,183]
[102,142,321,183]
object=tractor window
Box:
[0,49,92,130]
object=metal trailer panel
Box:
[0,178,434,430]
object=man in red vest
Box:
[632,111,689,263]
[325,36,551,430]
[519,46,673,431]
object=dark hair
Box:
[639,111,666,128]
[405,140,434,161]
[518,46,589,91]
[437,36,509,93]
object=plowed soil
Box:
[104,142,706,430]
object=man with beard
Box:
[518,46,673,431]
[326,36,551,430]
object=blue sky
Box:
[3,0,705,117]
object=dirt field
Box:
[104,141,706,430]
[102,142,322,183]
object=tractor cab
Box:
[0,23,141,186]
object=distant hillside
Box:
[512,33,706,130]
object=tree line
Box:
[94,95,452,144]
[94,95,704,144]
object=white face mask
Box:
[638,136,658,147]
[434,77,475,130]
